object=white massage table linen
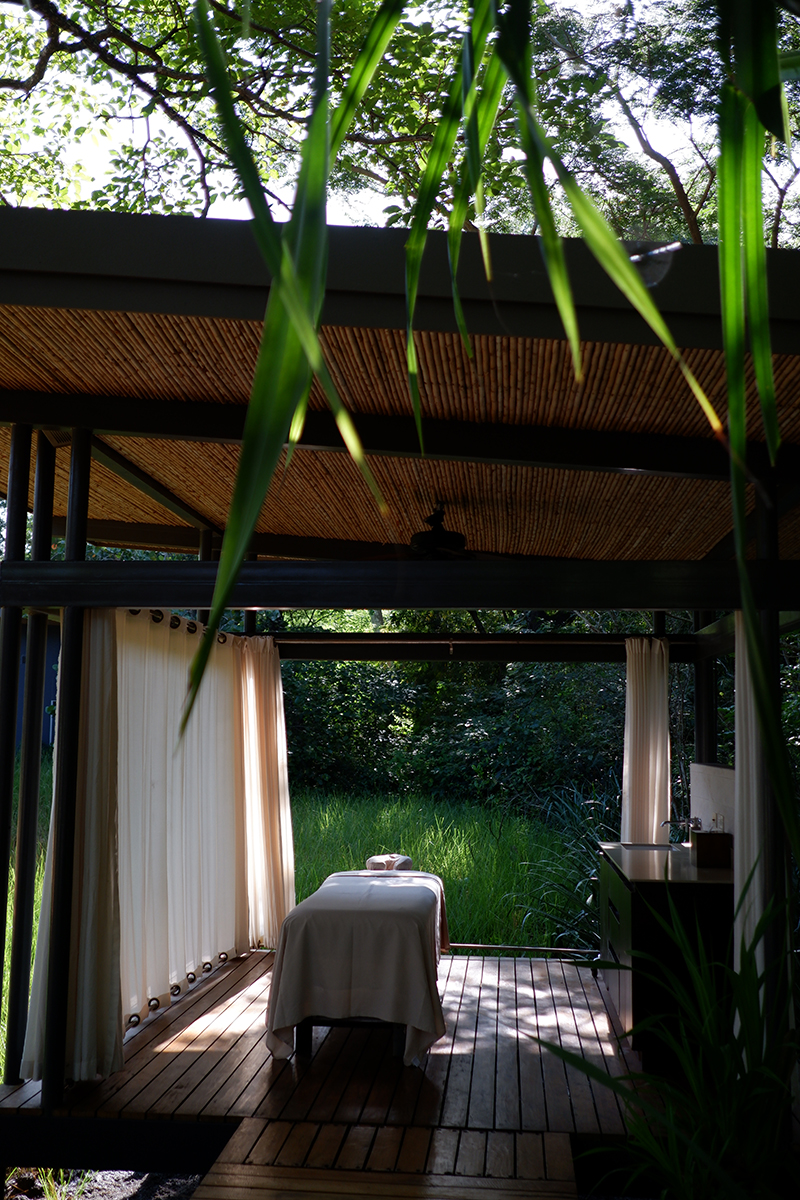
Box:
[266,871,447,1066]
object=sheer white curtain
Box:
[22,610,295,1078]
[22,610,123,1080]
[115,609,249,1023]
[622,637,670,844]
[235,636,295,949]
[734,611,766,973]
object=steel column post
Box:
[197,528,213,626]
[0,424,32,1039]
[4,434,56,1082]
[41,429,91,1113]
[244,552,257,636]
[693,609,718,763]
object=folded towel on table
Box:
[365,853,413,871]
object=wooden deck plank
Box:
[454,1130,486,1176]
[304,1123,347,1169]
[494,957,520,1131]
[515,1132,545,1180]
[227,1045,291,1120]
[303,1029,361,1123]
[514,958,547,1131]
[193,1162,578,1197]
[335,1124,377,1170]
[215,1118,269,1164]
[560,964,626,1137]
[86,955,274,1117]
[412,956,465,1128]
[158,975,274,1118]
[485,1131,514,1178]
[366,1125,404,1172]
[123,971,275,1118]
[80,953,271,1112]
[0,1079,41,1111]
[254,1027,335,1121]
[360,1032,405,1125]
[395,1127,432,1174]
[247,1119,294,1165]
[198,1018,276,1119]
[274,1122,320,1167]
[427,1128,459,1175]
[468,957,498,1129]
[542,1133,575,1182]
[332,1028,388,1125]
[439,955,482,1128]
[545,962,599,1136]
[530,960,573,1133]
[280,1027,352,1122]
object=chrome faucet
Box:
[660,816,702,834]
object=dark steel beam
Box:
[5,434,55,1083]
[272,631,699,663]
[4,396,800,485]
[1,557,798,611]
[42,429,91,1114]
[0,424,32,1050]
[2,207,800,351]
[59,519,411,560]
[91,438,219,532]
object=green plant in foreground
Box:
[522,783,621,951]
[543,885,800,1200]
[4,1168,93,1200]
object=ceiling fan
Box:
[409,502,470,560]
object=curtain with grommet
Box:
[22,609,295,1079]
[115,609,249,1027]
[21,609,123,1080]
[234,635,295,949]
[621,637,671,844]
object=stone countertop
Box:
[599,841,734,886]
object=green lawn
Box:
[291,790,574,948]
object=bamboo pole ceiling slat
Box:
[1,302,797,562]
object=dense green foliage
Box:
[3,1,800,244]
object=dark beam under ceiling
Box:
[4,395,800,485]
[2,206,800,352]
[2,557,798,611]
[271,631,699,663]
[52,518,409,561]
[90,438,219,532]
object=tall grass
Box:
[291,789,582,950]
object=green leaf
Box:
[448,47,506,354]
[405,0,496,450]
[742,102,780,462]
[494,0,582,380]
[186,0,389,726]
[728,0,787,140]
[330,0,406,163]
[719,82,800,868]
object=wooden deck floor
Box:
[0,950,631,1195]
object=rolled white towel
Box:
[365,853,414,871]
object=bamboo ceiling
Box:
[0,303,796,563]
[1,205,799,569]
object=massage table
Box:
[265,870,449,1066]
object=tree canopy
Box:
[3,0,800,245]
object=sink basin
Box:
[620,842,684,851]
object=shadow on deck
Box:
[0,950,634,1197]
